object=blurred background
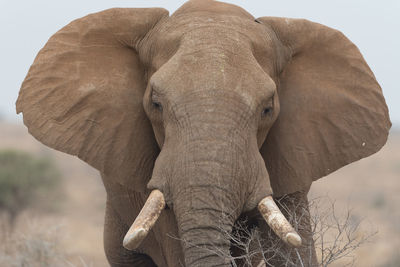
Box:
[0,0,399,266]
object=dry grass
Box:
[0,218,92,267]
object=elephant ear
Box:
[257,17,391,196]
[16,8,168,191]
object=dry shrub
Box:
[229,196,375,267]
[309,197,375,267]
[177,195,375,267]
[0,219,91,267]
[0,149,62,228]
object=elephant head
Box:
[17,0,390,266]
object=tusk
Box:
[258,196,302,247]
[123,189,165,250]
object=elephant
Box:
[16,0,391,266]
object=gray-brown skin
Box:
[16,0,391,266]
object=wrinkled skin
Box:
[141,6,287,265]
[16,0,390,266]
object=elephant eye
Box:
[262,107,272,116]
[254,19,261,24]
[152,101,163,111]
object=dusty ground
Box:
[0,121,398,266]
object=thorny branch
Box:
[171,196,375,267]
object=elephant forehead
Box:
[143,12,279,72]
[172,0,254,19]
[149,47,277,113]
[164,14,274,48]
[151,54,276,113]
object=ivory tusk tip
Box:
[286,232,302,247]
[123,228,147,250]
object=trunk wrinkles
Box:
[171,144,247,267]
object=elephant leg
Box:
[258,190,318,267]
[104,200,157,267]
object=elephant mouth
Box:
[122,190,301,250]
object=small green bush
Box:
[0,150,61,227]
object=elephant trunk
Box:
[165,137,246,266]
[173,189,236,267]
[141,112,301,265]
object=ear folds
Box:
[16,8,168,191]
[257,17,391,196]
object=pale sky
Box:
[1,0,399,128]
